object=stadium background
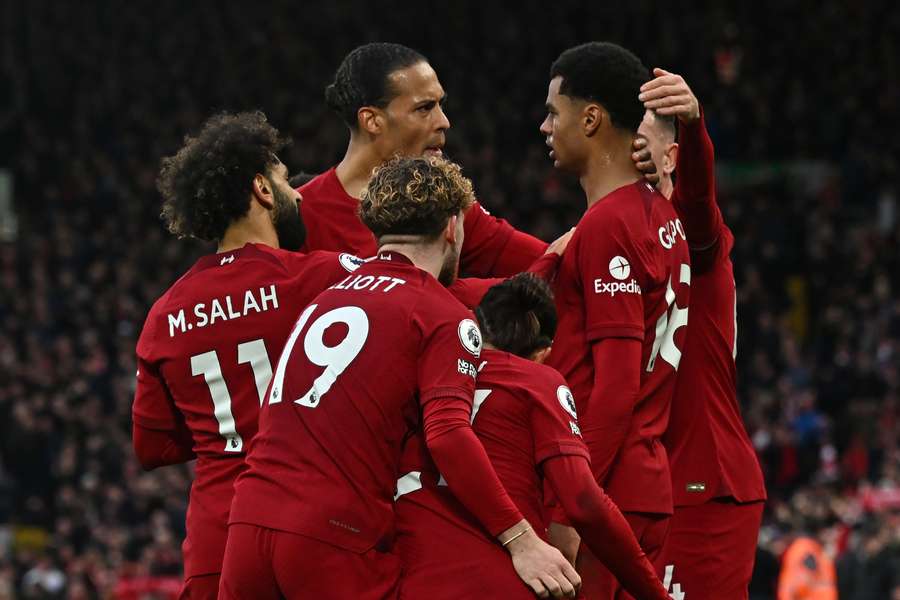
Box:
[0,1,898,597]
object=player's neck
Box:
[580,140,642,209]
[377,241,443,280]
[217,219,279,253]
[660,176,674,200]
[336,136,383,200]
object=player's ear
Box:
[664,142,679,177]
[583,104,602,137]
[443,214,459,245]
[358,106,384,136]
[252,173,275,210]
[529,346,552,364]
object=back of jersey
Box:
[133,243,353,576]
[231,251,479,554]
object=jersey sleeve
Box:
[132,314,180,431]
[415,299,481,406]
[670,108,724,270]
[531,374,591,465]
[577,213,649,342]
[460,200,547,278]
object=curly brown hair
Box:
[158,111,288,241]
[359,156,475,241]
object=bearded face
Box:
[271,182,307,251]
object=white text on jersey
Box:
[167,285,278,337]
[329,274,406,293]
[658,218,686,250]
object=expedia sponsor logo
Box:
[593,278,642,297]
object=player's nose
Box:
[436,105,450,131]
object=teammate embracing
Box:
[220,156,579,599]
[540,43,691,599]
[395,273,669,600]
[637,68,767,600]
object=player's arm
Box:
[447,228,575,309]
[417,314,580,598]
[133,420,196,470]
[460,200,548,278]
[544,455,669,600]
[132,356,196,470]
[583,337,642,483]
[640,68,721,252]
[422,397,580,599]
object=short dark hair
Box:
[360,156,474,240]
[550,42,650,132]
[475,274,557,359]
[158,111,287,242]
[325,43,427,129]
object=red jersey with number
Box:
[395,350,588,598]
[299,167,547,277]
[229,251,481,553]
[132,243,359,577]
[546,181,690,514]
[664,211,766,507]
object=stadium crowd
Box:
[0,0,898,597]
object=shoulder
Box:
[298,168,336,199]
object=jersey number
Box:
[190,339,272,453]
[268,304,369,408]
[647,263,691,372]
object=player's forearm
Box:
[583,338,641,483]
[132,422,196,470]
[545,455,668,600]
[672,108,721,247]
[423,399,524,536]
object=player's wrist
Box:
[498,520,538,554]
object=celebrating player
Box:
[131,112,368,598]
[220,156,580,599]
[299,42,548,276]
[539,43,691,599]
[395,273,669,600]
[635,69,767,600]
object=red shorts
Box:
[577,511,669,600]
[395,494,534,599]
[179,573,219,600]
[657,499,764,600]
[219,523,400,600]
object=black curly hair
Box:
[325,43,427,129]
[475,273,558,359]
[550,42,650,133]
[158,111,288,242]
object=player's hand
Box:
[545,228,575,257]
[503,524,581,598]
[547,522,581,567]
[639,68,700,124]
[631,137,659,186]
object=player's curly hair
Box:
[158,111,288,242]
[551,42,650,132]
[325,43,427,129]
[359,155,474,240]
[475,273,558,359]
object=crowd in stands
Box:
[0,1,897,597]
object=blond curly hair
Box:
[359,156,475,240]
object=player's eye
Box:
[417,102,435,113]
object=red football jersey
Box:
[229,251,481,553]
[299,167,547,277]
[663,116,766,506]
[395,350,588,598]
[546,181,691,514]
[132,243,359,577]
